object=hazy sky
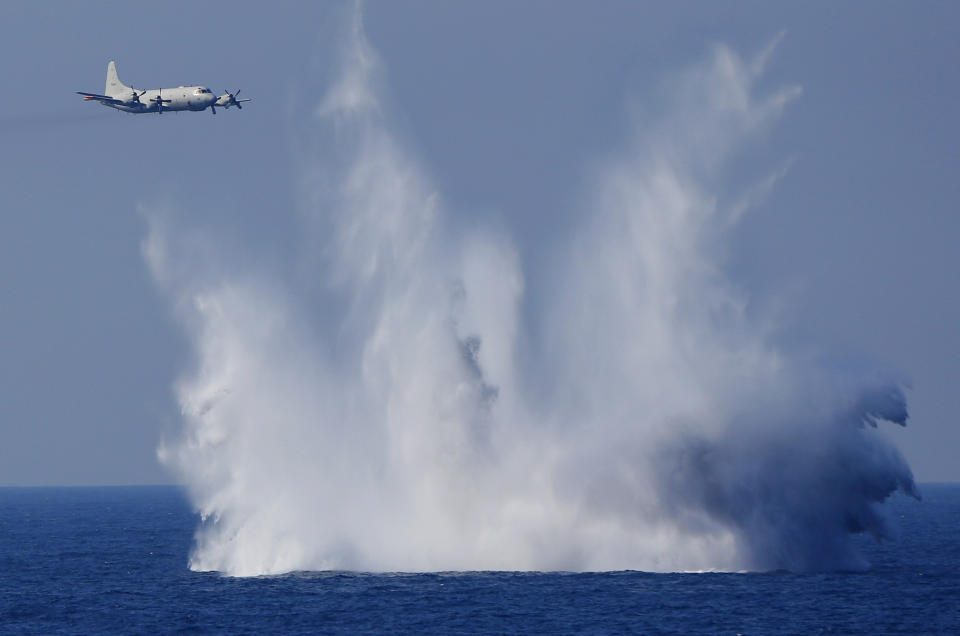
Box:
[1,1,957,486]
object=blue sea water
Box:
[1,485,957,634]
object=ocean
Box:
[1,484,957,634]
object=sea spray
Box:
[148,13,916,575]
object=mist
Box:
[145,12,917,576]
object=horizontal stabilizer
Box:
[76,91,124,105]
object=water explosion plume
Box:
[147,17,918,576]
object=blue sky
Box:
[1,1,957,486]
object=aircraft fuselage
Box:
[95,86,217,114]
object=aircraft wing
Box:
[76,91,125,105]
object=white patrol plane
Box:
[76,61,250,115]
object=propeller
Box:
[149,89,171,114]
[128,89,146,105]
[221,89,244,109]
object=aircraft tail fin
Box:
[105,61,130,96]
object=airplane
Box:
[76,61,250,115]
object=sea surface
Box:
[1,484,957,634]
